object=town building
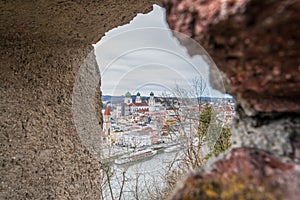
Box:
[124,91,132,105]
[116,91,158,116]
[216,103,235,125]
[101,107,112,146]
[149,92,155,112]
[129,102,149,113]
[117,132,152,148]
[116,103,130,117]
[135,92,142,103]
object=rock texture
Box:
[162,0,300,199]
[0,0,158,199]
[163,0,300,113]
[1,0,299,198]
[171,148,300,200]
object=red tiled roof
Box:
[141,127,153,133]
[166,107,178,110]
[104,107,110,115]
[161,132,169,136]
[129,102,149,107]
[101,131,106,137]
[137,108,149,113]
[225,105,233,112]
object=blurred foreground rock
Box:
[163,0,300,199]
[163,0,300,113]
[0,0,158,199]
[171,148,300,200]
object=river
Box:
[101,150,183,200]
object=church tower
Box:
[102,107,112,146]
[149,92,155,112]
[124,91,132,105]
[135,92,142,103]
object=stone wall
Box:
[0,0,158,199]
[1,0,299,199]
[162,0,300,199]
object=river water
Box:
[101,150,182,200]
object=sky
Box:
[93,5,230,98]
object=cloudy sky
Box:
[93,5,228,98]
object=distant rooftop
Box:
[125,91,131,97]
[124,131,149,137]
[104,107,111,115]
[129,102,148,107]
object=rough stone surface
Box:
[1,0,299,199]
[163,0,300,113]
[72,51,104,160]
[232,106,300,161]
[0,0,158,199]
[170,147,300,200]
[162,0,300,199]
[162,0,300,161]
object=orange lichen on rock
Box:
[170,148,300,200]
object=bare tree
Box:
[157,77,230,197]
[191,77,207,109]
[99,159,130,200]
[97,77,228,200]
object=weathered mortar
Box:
[0,0,158,198]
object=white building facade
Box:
[102,107,112,146]
[118,132,151,148]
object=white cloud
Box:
[94,5,227,98]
